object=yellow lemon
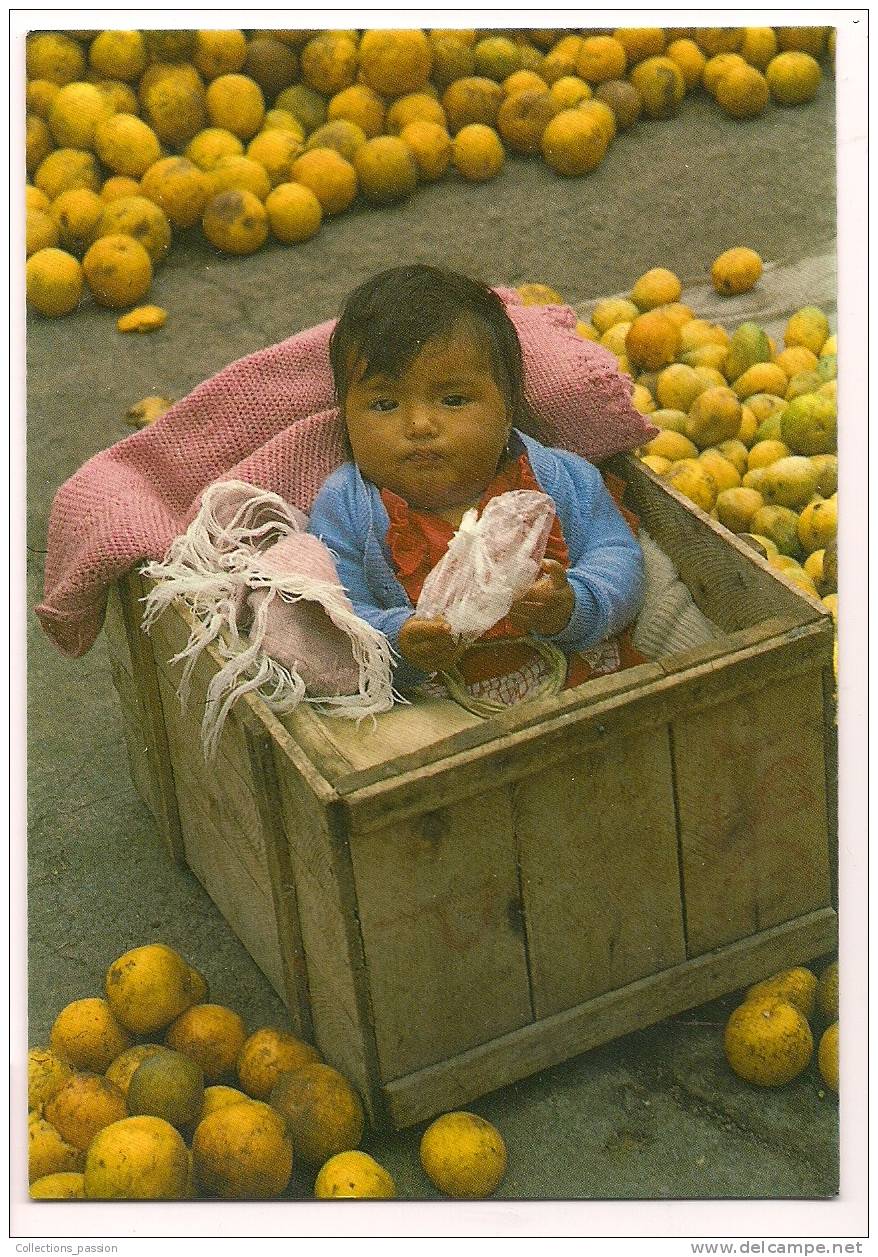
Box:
[711,246,764,296]
[399,120,453,181]
[631,267,682,311]
[205,73,265,140]
[315,1151,397,1199]
[327,83,386,138]
[744,967,818,1017]
[265,181,323,243]
[419,1111,507,1199]
[766,51,822,105]
[664,459,719,512]
[724,998,813,1085]
[629,56,686,118]
[289,148,358,216]
[541,108,608,175]
[715,486,764,533]
[452,123,505,181]
[358,29,433,98]
[25,247,83,316]
[141,156,210,229]
[84,1116,190,1200]
[97,194,172,264]
[354,135,419,202]
[185,127,245,171]
[201,189,268,255]
[30,1171,86,1200]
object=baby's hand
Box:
[398,615,465,674]
[508,559,575,637]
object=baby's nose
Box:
[406,405,439,437]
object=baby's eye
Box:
[442,394,468,407]
[369,397,397,413]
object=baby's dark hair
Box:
[328,264,544,438]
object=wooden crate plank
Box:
[172,764,286,999]
[275,766,383,1122]
[383,907,838,1129]
[156,672,272,897]
[347,785,534,1081]
[610,453,825,633]
[516,726,686,1019]
[107,654,160,818]
[674,671,832,956]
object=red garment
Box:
[382,453,644,689]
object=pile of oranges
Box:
[25,26,833,318]
[28,941,507,1201]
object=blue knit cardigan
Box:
[307,430,645,690]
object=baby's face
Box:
[343,328,511,513]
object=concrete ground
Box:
[25,82,838,1209]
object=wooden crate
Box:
[104,453,837,1129]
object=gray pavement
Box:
[25,82,838,1206]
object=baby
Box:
[307,264,646,707]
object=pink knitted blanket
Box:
[36,291,656,657]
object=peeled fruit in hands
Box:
[236,1026,320,1100]
[724,998,813,1086]
[419,1111,507,1199]
[818,1022,838,1092]
[105,943,208,1035]
[192,1100,293,1199]
[744,967,818,1017]
[84,1116,190,1200]
[50,997,133,1072]
[314,1150,396,1199]
[270,1062,364,1167]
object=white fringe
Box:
[139,480,397,760]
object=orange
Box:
[236,1026,320,1100]
[97,195,172,265]
[88,30,147,82]
[242,36,299,101]
[740,28,779,70]
[94,113,161,179]
[818,1023,838,1092]
[290,148,358,216]
[207,155,271,202]
[84,1116,190,1200]
[452,124,505,181]
[265,181,323,243]
[269,1062,365,1167]
[245,130,303,187]
[575,35,627,83]
[496,90,559,155]
[105,1043,169,1098]
[625,310,682,371]
[101,175,142,202]
[419,1111,507,1199]
[304,120,368,163]
[631,267,682,311]
[358,29,433,98]
[141,157,210,229]
[28,1112,84,1182]
[612,28,666,65]
[541,108,607,176]
[715,63,770,117]
[386,91,447,134]
[82,233,153,307]
[694,28,745,56]
[27,79,62,119]
[766,51,822,105]
[29,1171,86,1200]
[139,63,206,150]
[473,34,522,82]
[27,206,60,256]
[503,69,550,97]
[744,967,818,1017]
[35,149,101,200]
[44,1073,128,1151]
[49,997,133,1071]
[104,942,208,1035]
[127,1048,206,1129]
[354,135,419,203]
[275,84,327,134]
[702,53,748,97]
[724,998,813,1085]
[47,82,115,150]
[711,246,763,295]
[192,1100,293,1199]
[314,1151,396,1199]
[27,32,86,85]
[684,385,743,447]
[776,27,829,57]
[192,29,248,81]
[184,127,245,171]
[399,120,452,181]
[51,187,105,255]
[26,113,54,178]
[441,76,503,133]
[28,1047,73,1113]
[629,56,686,118]
[165,1004,248,1082]
[201,189,268,255]
[205,74,265,140]
[25,247,83,316]
[664,459,719,512]
[327,84,386,138]
[665,38,707,90]
[299,31,358,96]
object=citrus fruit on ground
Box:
[26,184,51,212]
[104,942,208,1035]
[496,90,559,155]
[269,1062,364,1167]
[698,449,741,493]
[430,35,476,90]
[82,233,152,307]
[200,1085,250,1120]
[327,83,386,138]
[101,175,141,202]
[141,156,210,229]
[97,195,171,265]
[84,1115,190,1200]
[777,27,829,56]
[766,51,822,105]
[594,79,643,129]
[314,1150,396,1199]
[473,34,521,82]
[204,74,265,140]
[92,80,139,117]
[780,393,837,455]
[724,998,813,1085]
[715,486,764,533]
[746,392,786,429]
[400,120,452,180]
[541,108,607,175]
[386,90,447,134]
[665,38,707,89]
[684,385,742,448]
[759,455,819,509]
[452,123,505,181]
[740,28,779,70]
[27,79,62,119]
[185,127,245,171]
[164,1003,247,1082]
[817,961,839,1021]
[591,296,638,334]
[26,114,53,178]
[261,108,306,137]
[711,246,763,296]
[35,149,101,200]
[192,29,248,81]
[625,310,681,370]
[817,1023,838,1092]
[105,1043,169,1097]
[192,1100,293,1199]
[600,320,632,356]
[575,34,627,83]
[207,155,271,201]
[266,181,323,243]
[664,459,719,512]
[27,207,60,255]
[50,187,106,255]
[49,996,132,1071]
[785,306,831,355]
[30,1170,86,1199]
[797,495,837,554]
[725,321,772,381]
[695,28,744,56]
[419,1111,507,1199]
[703,53,749,97]
[236,1026,320,1100]
[354,135,419,203]
[143,30,197,63]
[139,64,207,150]
[613,27,666,65]
[304,119,367,162]
[744,967,818,1017]
[27,32,86,85]
[47,82,115,149]
[441,76,503,132]
[87,29,147,82]
[629,56,686,118]
[717,437,750,475]
[243,35,299,101]
[289,148,357,215]
[680,317,730,352]
[28,1047,73,1113]
[275,84,327,134]
[28,1112,84,1182]
[44,1073,127,1151]
[749,504,802,557]
[631,267,682,311]
[715,63,769,117]
[127,1048,205,1129]
[298,31,358,96]
[93,114,161,179]
[25,247,83,317]
[358,29,433,98]
[547,73,590,109]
